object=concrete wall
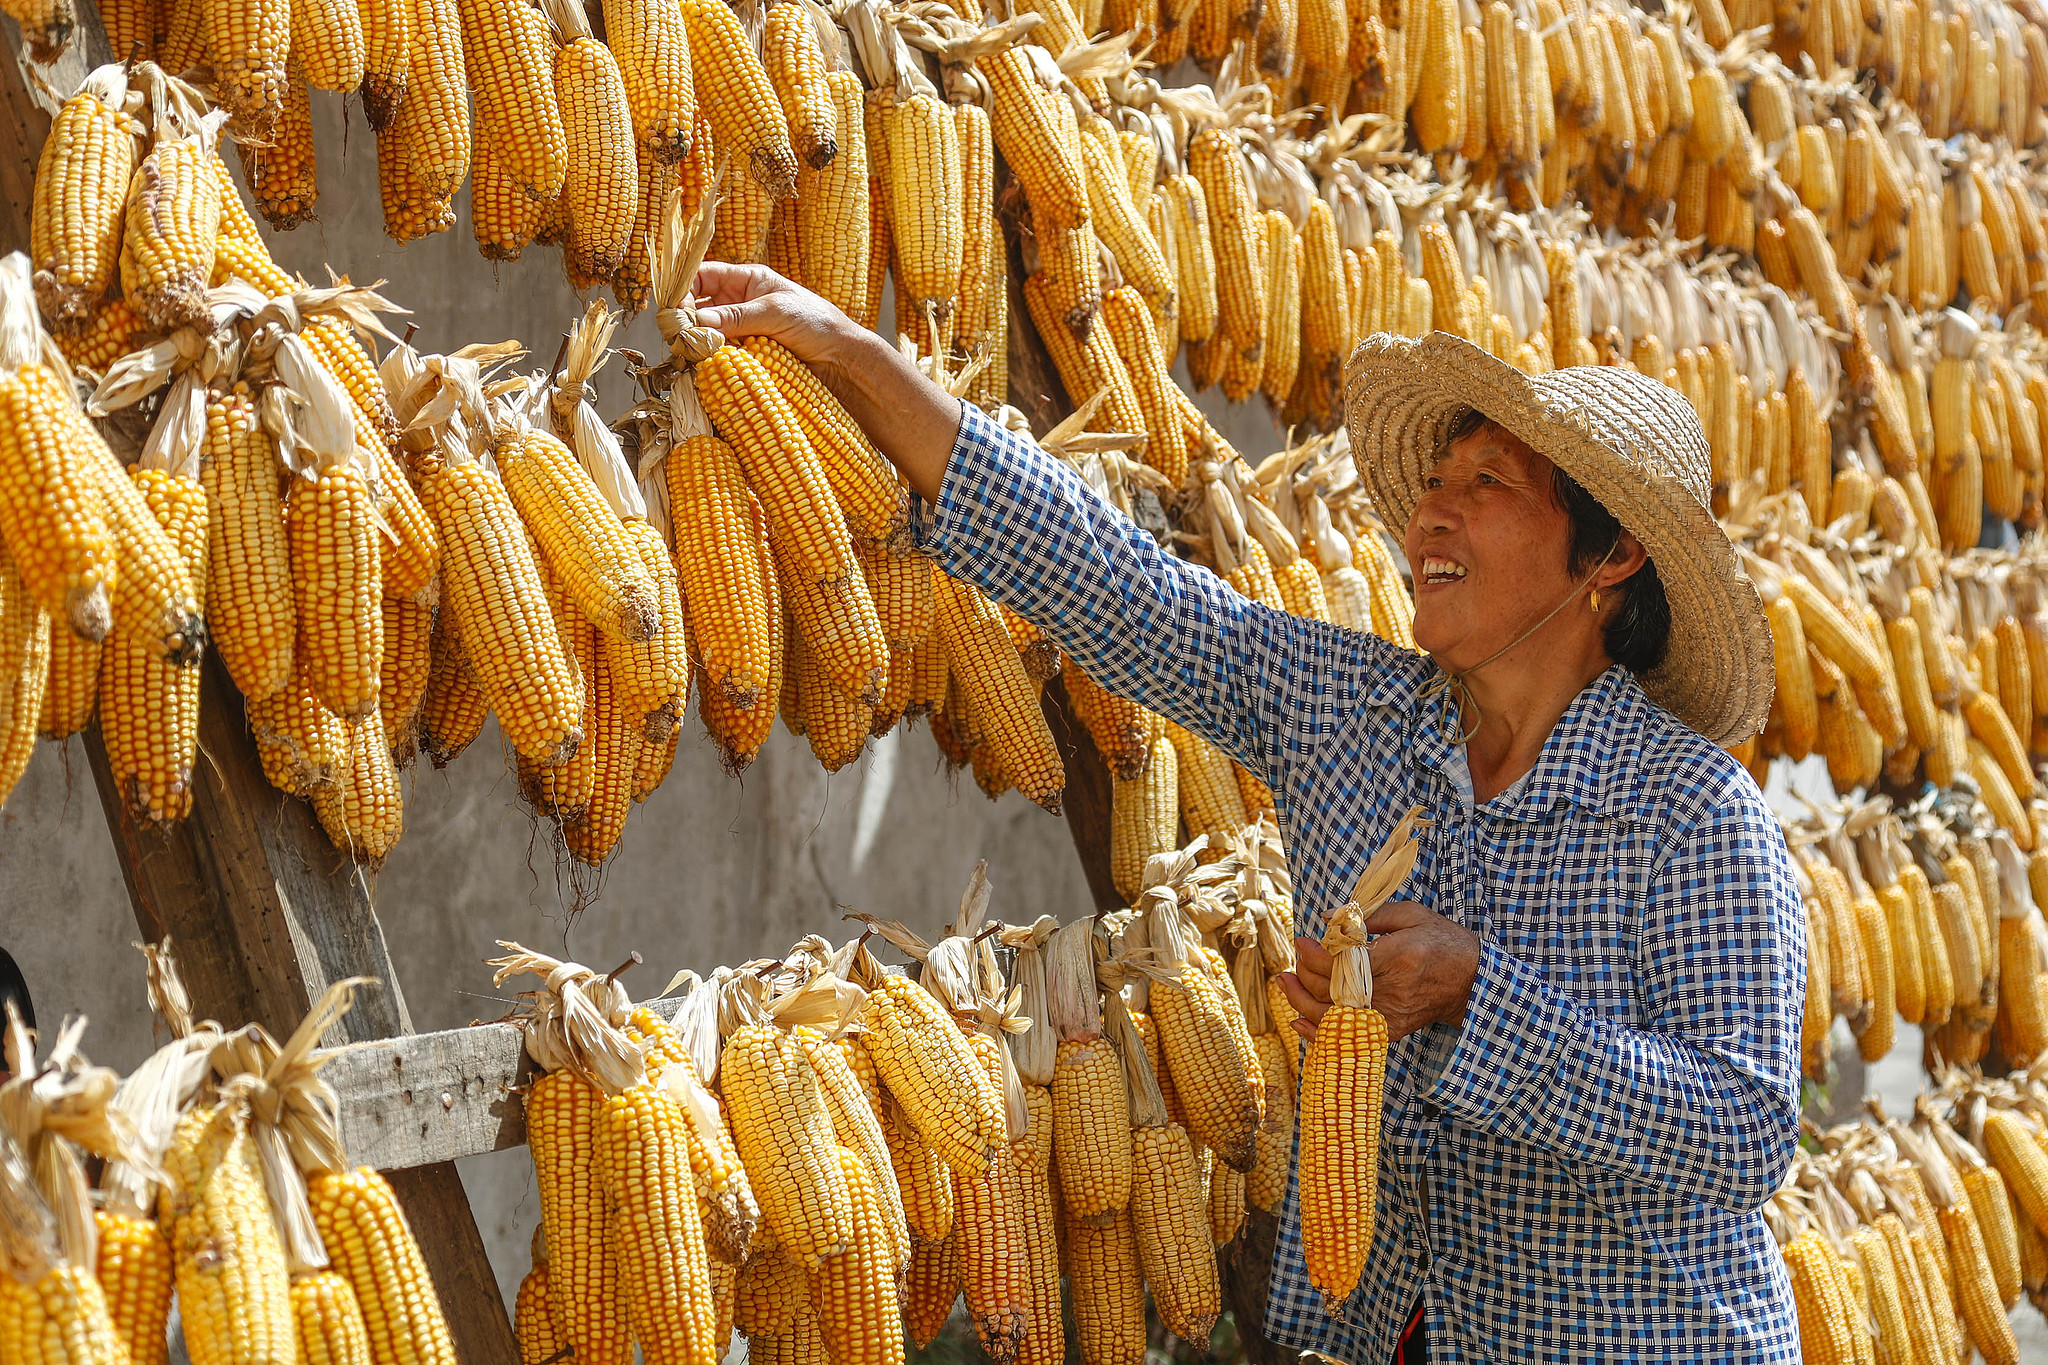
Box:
[0,87,1285,1313]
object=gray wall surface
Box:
[0,85,1285,1316]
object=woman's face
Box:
[1402,423,1580,672]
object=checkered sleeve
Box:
[908,401,1389,777]
[1417,789,1806,1214]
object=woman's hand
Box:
[692,262,865,374]
[1283,903,1481,1045]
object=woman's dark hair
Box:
[1441,409,1672,673]
[0,948,31,1033]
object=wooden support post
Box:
[0,18,516,1361]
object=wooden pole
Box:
[0,19,516,1361]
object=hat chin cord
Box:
[1417,540,1618,745]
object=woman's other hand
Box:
[1283,904,1480,1045]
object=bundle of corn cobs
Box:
[484,838,1350,1365]
[0,950,459,1365]
[1776,1071,2048,1365]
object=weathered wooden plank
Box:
[86,655,413,1046]
[325,996,685,1171]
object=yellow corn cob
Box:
[732,1248,805,1338]
[290,1271,373,1365]
[1998,913,2048,1059]
[778,551,886,709]
[287,0,363,91]
[413,614,486,767]
[680,0,798,196]
[803,1150,902,1365]
[306,1168,455,1365]
[1939,1183,2020,1364]
[0,1266,126,1365]
[1062,1206,1144,1365]
[52,296,138,374]
[877,89,963,337]
[1052,1033,1132,1226]
[1129,1120,1218,1341]
[239,60,319,228]
[100,467,205,824]
[460,0,566,200]
[1916,870,1954,1029]
[523,1071,633,1365]
[95,1209,173,1365]
[792,1028,908,1272]
[493,424,658,641]
[860,543,931,659]
[1164,173,1219,346]
[159,1104,294,1365]
[980,47,1086,233]
[514,1252,565,1365]
[309,708,404,862]
[934,572,1064,812]
[603,0,693,163]
[761,0,833,171]
[121,132,220,332]
[1965,687,2035,796]
[1258,210,1301,404]
[356,0,414,125]
[1166,719,1249,840]
[1148,952,1263,1173]
[36,615,95,740]
[1879,881,1925,1024]
[794,72,868,318]
[387,0,469,202]
[1962,1162,2022,1309]
[1064,662,1152,782]
[1409,0,1463,152]
[591,1078,719,1365]
[548,4,639,282]
[599,518,689,743]
[1851,892,1895,1061]
[1079,127,1173,318]
[414,455,580,764]
[667,432,779,723]
[900,1239,959,1348]
[1208,1148,1245,1247]
[722,1023,856,1267]
[1189,130,1264,380]
[951,102,997,358]
[245,671,347,795]
[741,338,904,549]
[1985,1110,2048,1238]
[30,76,138,330]
[856,974,1005,1180]
[949,1032,1031,1365]
[693,347,855,592]
[612,143,677,313]
[287,461,382,721]
[563,643,641,865]
[623,1009,759,1264]
[1783,1231,1863,1365]
[203,0,289,134]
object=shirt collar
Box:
[1376,660,1652,822]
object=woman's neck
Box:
[1454,650,1615,804]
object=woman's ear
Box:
[1602,531,1650,588]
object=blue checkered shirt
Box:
[911,403,1807,1364]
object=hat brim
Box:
[1344,331,1775,747]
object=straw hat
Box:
[1344,330,1773,747]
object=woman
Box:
[697,266,1805,1363]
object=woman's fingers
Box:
[1277,970,1330,1029]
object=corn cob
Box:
[492,422,658,642]
[238,67,318,231]
[934,572,1064,812]
[722,1023,856,1267]
[1189,130,1263,378]
[514,1237,565,1365]
[309,708,404,862]
[856,973,1004,1180]
[460,0,567,201]
[1013,1082,1062,1365]
[523,1071,634,1365]
[121,131,220,332]
[600,519,689,743]
[356,0,414,125]
[900,1239,958,1348]
[1164,174,1219,345]
[94,1209,173,1365]
[159,1105,294,1365]
[680,0,798,196]
[290,1271,373,1365]
[35,615,95,740]
[948,1032,1031,1365]
[30,70,137,330]
[100,466,206,824]
[306,1168,455,1365]
[761,0,834,171]
[0,1266,127,1365]
[981,47,1086,233]
[603,0,693,163]
[286,456,381,721]
[545,0,639,282]
[793,72,868,319]
[589,1075,719,1365]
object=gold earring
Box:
[1590,589,1601,613]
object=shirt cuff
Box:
[905,397,987,559]
[1418,939,1570,1129]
